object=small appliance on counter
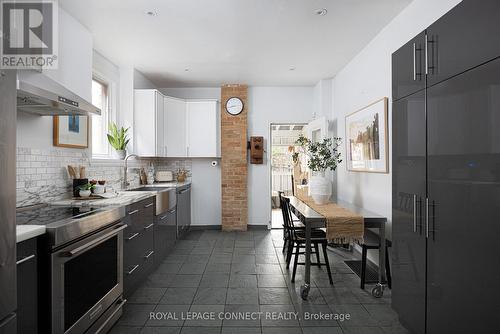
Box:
[155,170,173,182]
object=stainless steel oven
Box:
[50,222,126,334]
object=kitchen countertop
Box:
[134,181,191,189]
[16,225,46,243]
[50,190,156,207]
[50,181,191,208]
[15,182,192,241]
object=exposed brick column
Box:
[221,84,248,231]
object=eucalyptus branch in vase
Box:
[295,134,342,204]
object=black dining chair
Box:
[277,191,304,254]
[278,193,323,268]
[280,196,333,285]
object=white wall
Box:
[247,87,314,226]
[313,79,333,120]
[331,0,462,241]
[134,70,157,89]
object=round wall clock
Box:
[225,97,244,116]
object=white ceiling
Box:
[60,0,412,87]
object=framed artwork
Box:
[53,116,89,149]
[345,97,388,173]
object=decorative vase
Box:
[309,171,332,204]
[115,150,126,160]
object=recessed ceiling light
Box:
[314,8,327,16]
[289,67,296,71]
[144,10,158,17]
[184,68,190,72]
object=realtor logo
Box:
[0,0,58,69]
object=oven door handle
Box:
[61,223,127,257]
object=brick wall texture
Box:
[221,84,248,231]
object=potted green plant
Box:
[107,122,130,159]
[296,134,342,204]
[78,183,95,197]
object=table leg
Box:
[300,222,312,300]
[372,221,386,298]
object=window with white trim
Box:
[91,75,116,159]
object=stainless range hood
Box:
[16,72,101,116]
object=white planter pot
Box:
[79,189,91,197]
[115,150,127,160]
[309,172,332,205]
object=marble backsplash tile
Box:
[16,147,192,207]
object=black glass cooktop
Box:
[16,205,102,226]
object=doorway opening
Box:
[270,123,306,229]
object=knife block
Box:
[73,178,88,197]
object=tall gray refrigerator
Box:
[0,69,17,333]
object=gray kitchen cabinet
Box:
[122,198,155,297]
[154,208,177,267]
[392,1,500,332]
[426,0,500,88]
[176,185,191,238]
[16,238,38,334]
[392,32,426,101]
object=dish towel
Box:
[296,194,364,244]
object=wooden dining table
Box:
[287,196,388,300]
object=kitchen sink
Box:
[126,187,176,215]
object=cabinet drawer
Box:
[154,210,176,266]
[123,234,155,297]
[123,226,154,268]
[125,198,155,231]
[17,238,38,334]
[17,238,37,260]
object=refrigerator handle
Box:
[426,34,436,75]
[426,198,429,238]
[426,199,436,239]
[425,35,429,75]
[413,43,417,81]
[413,194,417,233]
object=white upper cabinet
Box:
[164,96,187,157]
[134,89,165,157]
[135,90,219,158]
[186,100,220,157]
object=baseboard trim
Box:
[189,225,221,230]
[189,224,268,231]
[247,224,268,230]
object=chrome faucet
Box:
[123,154,139,189]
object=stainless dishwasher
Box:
[176,184,191,238]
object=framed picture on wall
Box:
[345,97,388,173]
[53,116,89,149]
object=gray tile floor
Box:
[110,229,409,334]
